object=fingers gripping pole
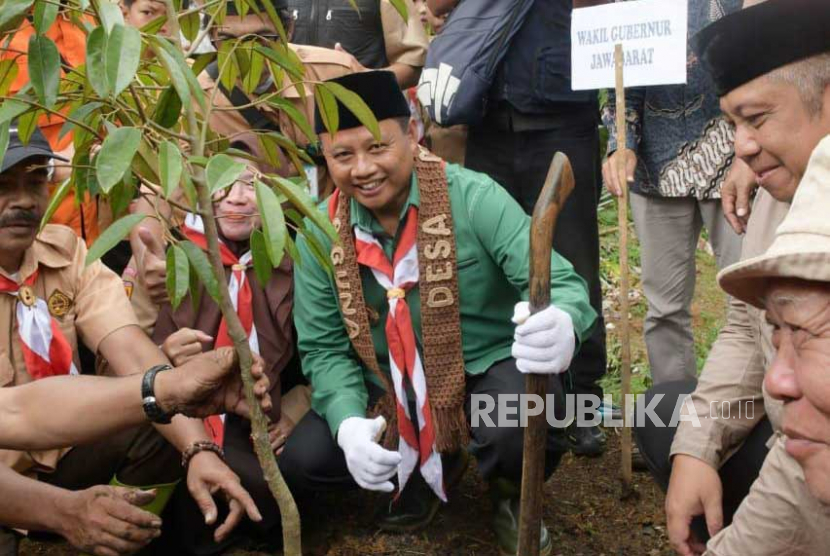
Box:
[517,153,575,556]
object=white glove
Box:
[511,301,576,375]
[336,416,401,492]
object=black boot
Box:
[566,421,606,457]
[377,449,469,532]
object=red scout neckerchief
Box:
[0,269,77,379]
[328,148,468,501]
[182,213,259,445]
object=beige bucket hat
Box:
[718,134,830,308]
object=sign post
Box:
[571,0,688,495]
[613,42,633,493]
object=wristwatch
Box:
[142,364,174,424]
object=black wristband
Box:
[142,364,174,424]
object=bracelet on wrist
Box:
[181,440,225,469]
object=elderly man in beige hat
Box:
[705,134,830,555]
[631,1,830,555]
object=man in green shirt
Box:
[283,71,596,556]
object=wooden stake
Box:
[614,43,633,494]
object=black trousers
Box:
[465,104,607,399]
[634,380,773,542]
[280,358,569,493]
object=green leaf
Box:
[266,96,317,145]
[254,180,286,267]
[154,37,206,111]
[166,244,190,310]
[206,154,247,194]
[250,229,272,288]
[95,127,141,193]
[159,141,183,199]
[95,0,124,32]
[28,34,60,108]
[85,214,146,265]
[17,109,40,144]
[217,40,240,93]
[107,25,142,97]
[0,99,30,125]
[40,171,72,231]
[190,52,216,78]
[33,0,59,35]
[59,102,103,140]
[140,13,167,36]
[259,0,288,44]
[108,178,135,219]
[149,38,191,107]
[254,44,304,81]
[0,60,19,96]
[241,49,265,95]
[181,172,198,209]
[152,86,183,128]
[0,121,9,172]
[179,240,222,304]
[86,26,110,97]
[269,175,337,242]
[0,0,33,33]
[322,81,380,140]
[180,10,200,42]
[303,228,333,275]
[388,0,408,22]
[285,233,301,267]
[313,84,339,136]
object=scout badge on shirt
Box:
[0,270,78,379]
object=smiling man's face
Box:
[721,75,830,202]
[764,278,830,504]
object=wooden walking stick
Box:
[517,152,576,556]
[614,43,634,496]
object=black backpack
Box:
[416,0,535,127]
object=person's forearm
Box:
[101,326,212,452]
[0,465,75,533]
[0,375,146,450]
[387,62,421,90]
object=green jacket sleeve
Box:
[465,173,597,344]
[293,228,369,437]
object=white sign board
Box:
[571,0,688,91]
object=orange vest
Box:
[4,15,100,244]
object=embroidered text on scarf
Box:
[328,148,467,500]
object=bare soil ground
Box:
[21,433,672,556]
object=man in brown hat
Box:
[630,1,830,555]
[706,134,830,555]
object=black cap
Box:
[692,0,830,96]
[1,126,67,174]
[314,70,411,134]
[225,0,288,16]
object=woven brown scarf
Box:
[329,148,468,453]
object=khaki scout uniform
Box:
[377,0,429,69]
[198,43,364,147]
[0,225,139,476]
[670,189,789,467]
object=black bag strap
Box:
[205,61,280,132]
